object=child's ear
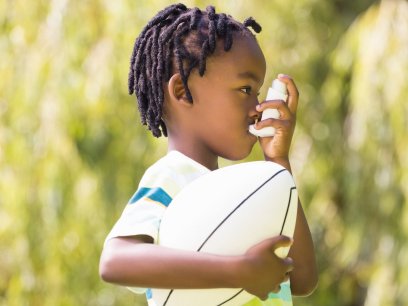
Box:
[168,73,190,103]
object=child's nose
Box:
[249,101,261,121]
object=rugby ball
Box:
[151,161,298,306]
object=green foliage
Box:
[1,0,407,305]
[303,1,408,305]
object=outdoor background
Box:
[1,0,407,305]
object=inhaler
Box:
[249,79,288,137]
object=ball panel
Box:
[196,170,296,256]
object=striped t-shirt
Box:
[105,150,293,306]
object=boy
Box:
[100,4,318,305]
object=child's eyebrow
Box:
[237,71,261,83]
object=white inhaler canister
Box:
[249,79,288,137]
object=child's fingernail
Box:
[256,104,262,111]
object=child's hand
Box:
[255,74,298,168]
[238,235,294,300]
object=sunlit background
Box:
[1,0,407,305]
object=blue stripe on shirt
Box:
[268,282,292,302]
[129,187,172,207]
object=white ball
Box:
[151,161,298,306]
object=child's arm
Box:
[100,234,293,300]
[287,200,318,295]
[255,74,318,296]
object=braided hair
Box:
[128,3,262,137]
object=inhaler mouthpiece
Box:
[249,78,287,137]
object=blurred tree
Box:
[298,1,408,305]
[0,0,160,305]
[1,0,406,306]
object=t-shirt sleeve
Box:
[105,164,181,245]
[102,151,210,296]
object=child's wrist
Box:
[230,256,245,288]
[264,157,292,173]
[224,255,248,289]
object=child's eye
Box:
[240,87,260,96]
[240,87,252,95]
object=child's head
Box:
[128,3,262,138]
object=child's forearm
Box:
[100,235,293,300]
[288,201,318,296]
[263,157,318,295]
[100,236,240,289]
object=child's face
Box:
[186,34,266,161]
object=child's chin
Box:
[226,147,254,161]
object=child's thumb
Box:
[272,235,294,250]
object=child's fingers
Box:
[256,99,292,120]
[254,100,295,132]
[254,117,291,130]
[277,74,299,115]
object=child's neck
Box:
[167,139,219,171]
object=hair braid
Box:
[207,6,217,52]
[243,17,262,33]
[128,4,262,137]
[190,8,202,29]
[129,4,187,95]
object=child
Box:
[99,3,317,306]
